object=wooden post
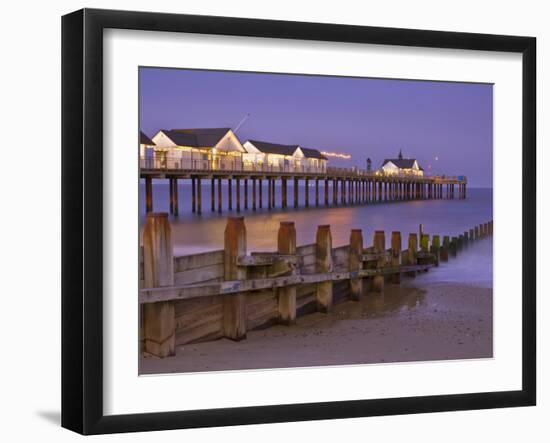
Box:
[407,233,418,277]
[420,233,429,253]
[441,235,450,262]
[450,237,458,257]
[431,235,440,266]
[373,231,385,292]
[277,222,297,325]
[143,213,175,358]
[223,217,247,340]
[315,225,333,313]
[217,178,222,213]
[349,229,364,300]
[145,176,153,213]
[419,224,424,241]
[391,231,401,284]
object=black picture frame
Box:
[62,8,536,435]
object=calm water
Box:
[139,181,493,286]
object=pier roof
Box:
[381,158,419,169]
[246,140,300,156]
[300,147,328,160]
[247,140,326,160]
[140,131,155,146]
[163,128,232,148]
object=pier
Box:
[141,164,467,214]
[139,213,491,358]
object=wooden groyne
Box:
[139,214,493,358]
[142,166,467,215]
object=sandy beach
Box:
[140,281,492,374]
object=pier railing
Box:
[139,157,465,182]
[139,214,493,358]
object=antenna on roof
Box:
[234,113,251,134]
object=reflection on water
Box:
[332,286,427,321]
[139,183,493,286]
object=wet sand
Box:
[140,282,492,374]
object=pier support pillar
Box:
[145,176,153,213]
[282,178,287,208]
[244,178,248,210]
[349,229,364,301]
[294,177,299,208]
[223,217,247,341]
[227,178,232,211]
[259,178,263,209]
[277,222,297,325]
[391,231,402,284]
[196,178,202,214]
[324,178,329,206]
[169,178,174,214]
[315,178,319,207]
[191,177,196,213]
[332,179,337,205]
[173,178,179,215]
[211,178,215,212]
[252,178,257,210]
[217,178,222,213]
[305,178,310,207]
[143,213,175,358]
[372,231,385,292]
[316,225,333,313]
[236,178,241,212]
[267,178,273,210]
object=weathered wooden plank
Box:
[296,243,316,256]
[174,249,224,273]
[140,264,435,304]
[174,263,224,285]
[174,295,222,318]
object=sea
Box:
[139,181,493,288]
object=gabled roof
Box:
[162,128,232,148]
[382,158,418,169]
[140,131,155,146]
[299,147,328,160]
[246,140,299,156]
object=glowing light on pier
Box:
[321,151,352,160]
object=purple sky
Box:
[140,68,493,187]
